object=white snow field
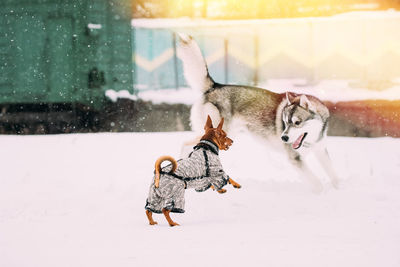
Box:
[0,132,399,267]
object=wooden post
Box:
[224,38,229,84]
[172,32,179,90]
[254,34,259,86]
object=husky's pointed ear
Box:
[285,92,291,105]
[286,92,295,105]
[217,118,224,131]
[204,115,213,130]
[300,95,315,112]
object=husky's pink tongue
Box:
[292,133,305,149]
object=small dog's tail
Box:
[154,156,177,188]
[177,33,214,93]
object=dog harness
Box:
[145,140,229,214]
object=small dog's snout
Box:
[281,135,289,142]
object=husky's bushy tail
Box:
[177,33,214,93]
[177,33,221,135]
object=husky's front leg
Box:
[295,158,324,193]
[315,147,340,189]
[287,148,323,193]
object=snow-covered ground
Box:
[1,132,400,267]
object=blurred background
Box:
[0,0,399,136]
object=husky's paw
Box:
[331,179,341,190]
[311,183,324,194]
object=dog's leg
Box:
[315,147,340,189]
[296,161,324,193]
[228,177,242,188]
[217,188,227,193]
[210,178,241,193]
[146,210,158,225]
[287,148,323,193]
[162,208,180,227]
[210,185,227,193]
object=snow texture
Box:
[1,132,400,267]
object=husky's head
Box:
[280,92,327,150]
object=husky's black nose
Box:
[281,135,289,142]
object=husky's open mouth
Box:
[292,132,308,149]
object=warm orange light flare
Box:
[162,0,384,19]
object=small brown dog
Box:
[145,115,241,226]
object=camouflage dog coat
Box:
[145,140,230,213]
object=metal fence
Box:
[132,13,400,92]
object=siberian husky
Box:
[177,34,339,192]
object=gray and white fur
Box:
[145,140,229,214]
[177,34,339,192]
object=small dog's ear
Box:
[217,118,224,131]
[204,115,213,130]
